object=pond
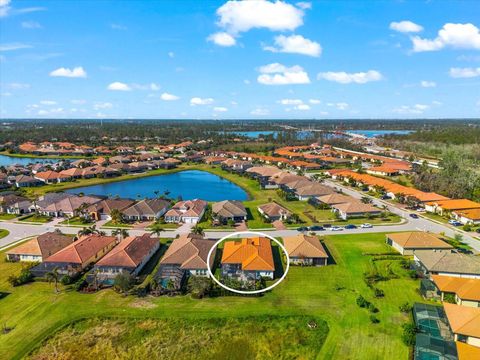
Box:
[66,170,249,201]
[0,154,60,167]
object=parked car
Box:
[360,223,373,228]
[381,195,391,200]
[297,226,309,232]
[476,228,480,233]
[331,226,344,231]
[345,224,357,229]
[450,221,462,226]
[409,213,419,219]
[309,225,325,231]
[323,224,332,228]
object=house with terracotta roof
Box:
[6,231,73,262]
[246,166,284,188]
[414,250,480,279]
[453,208,480,225]
[386,232,453,255]
[283,234,329,266]
[36,194,101,218]
[221,237,275,280]
[212,200,247,224]
[0,194,32,215]
[122,198,170,222]
[31,234,118,277]
[294,182,334,201]
[312,193,352,207]
[86,198,135,221]
[444,303,480,348]
[34,170,66,184]
[456,341,480,360]
[431,275,480,308]
[155,233,216,290]
[425,199,480,216]
[331,200,381,220]
[258,202,291,222]
[14,174,42,187]
[92,234,160,284]
[366,165,400,176]
[164,199,207,224]
[221,159,253,172]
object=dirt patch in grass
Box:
[129,299,157,309]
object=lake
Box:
[348,130,413,138]
[0,154,60,167]
[225,129,413,139]
[66,170,249,201]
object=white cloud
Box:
[7,82,30,89]
[318,70,382,84]
[263,34,321,57]
[50,66,87,78]
[0,42,32,51]
[257,63,310,85]
[278,98,303,105]
[111,23,127,30]
[207,32,236,47]
[421,80,437,88]
[449,67,480,78]
[21,21,42,29]
[411,23,480,52]
[0,0,10,17]
[70,99,86,105]
[244,79,251,85]
[327,102,349,110]
[295,104,310,111]
[160,92,180,101]
[393,104,429,114]
[250,108,270,116]
[40,100,57,105]
[107,82,131,91]
[190,97,214,105]
[296,2,311,10]
[168,51,175,58]
[215,0,304,35]
[389,21,423,33]
[309,99,321,104]
[93,102,113,110]
[213,106,228,112]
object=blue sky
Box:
[0,0,479,119]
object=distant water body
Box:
[66,170,248,201]
[0,154,60,167]
[227,129,413,139]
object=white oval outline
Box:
[206,231,290,295]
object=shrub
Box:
[368,303,379,313]
[370,315,380,324]
[443,293,456,304]
[408,270,418,279]
[8,268,33,287]
[399,302,412,313]
[401,323,418,346]
[60,275,72,285]
[373,288,385,298]
[356,295,369,308]
[462,224,472,232]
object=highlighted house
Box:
[221,237,275,280]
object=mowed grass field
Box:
[0,232,422,360]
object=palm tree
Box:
[191,225,205,236]
[112,228,129,239]
[360,196,373,204]
[77,225,100,237]
[110,208,123,224]
[150,223,164,237]
[46,267,60,293]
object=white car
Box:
[331,226,344,231]
[360,223,373,228]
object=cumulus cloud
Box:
[295,104,310,111]
[110,23,127,30]
[190,97,214,105]
[263,34,321,57]
[50,66,87,78]
[393,104,429,114]
[296,2,311,10]
[107,82,131,91]
[132,83,160,91]
[327,102,349,110]
[93,102,113,110]
[250,108,270,116]
[0,0,11,17]
[208,0,307,47]
[213,106,228,112]
[39,100,57,105]
[278,98,303,105]
[257,63,310,85]
[317,70,382,84]
[449,67,480,78]
[160,92,180,101]
[411,23,480,52]
[389,20,423,33]
[207,32,236,47]
[309,99,321,104]
[421,80,437,87]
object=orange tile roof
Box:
[444,303,480,338]
[431,275,480,302]
[386,232,453,250]
[6,238,41,256]
[221,237,274,271]
[453,208,480,220]
[456,341,480,360]
[426,199,480,211]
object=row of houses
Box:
[384,231,480,359]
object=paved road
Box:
[0,178,478,252]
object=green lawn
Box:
[0,229,9,239]
[16,214,52,223]
[0,232,422,360]
[0,214,18,221]
[101,220,133,229]
[59,217,93,226]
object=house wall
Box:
[189,268,209,276]
[289,257,327,266]
[456,296,480,307]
